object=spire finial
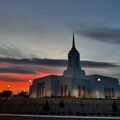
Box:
[72,32,75,48]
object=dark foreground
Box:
[0,98,120,116]
[0,114,120,120]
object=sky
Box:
[0,0,120,93]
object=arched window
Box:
[65,85,68,97]
[104,87,107,98]
[78,85,81,97]
[112,88,115,97]
[108,88,111,98]
[37,82,45,97]
[60,86,63,97]
[83,86,85,97]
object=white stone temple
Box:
[30,34,120,99]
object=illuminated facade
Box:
[30,34,120,99]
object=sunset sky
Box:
[0,0,120,93]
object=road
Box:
[0,114,120,120]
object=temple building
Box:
[30,34,120,99]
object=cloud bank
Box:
[0,57,118,68]
[70,22,120,45]
[0,67,36,74]
[0,76,25,82]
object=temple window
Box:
[104,87,107,98]
[78,85,81,97]
[60,86,63,97]
[64,85,68,97]
[83,86,85,97]
[112,88,115,97]
[37,82,45,97]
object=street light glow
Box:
[29,80,32,86]
[97,78,101,99]
[98,78,101,82]
[7,85,10,90]
[29,80,32,83]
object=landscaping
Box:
[0,97,120,116]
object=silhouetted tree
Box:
[43,100,50,112]
[0,90,13,98]
[59,100,64,108]
[17,91,29,98]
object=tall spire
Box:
[72,32,75,48]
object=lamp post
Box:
[29,80,32,95]
[98,78,101,99]
[29,80,32,86]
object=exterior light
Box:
[29,80,32,83]
[7,85,10,90]
[98,78,101,99]
[29,80,32,85]
[98,78,101,82]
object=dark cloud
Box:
[0,57,67,66]
[0,76,25,82]
[70,22,120,44]
[0,44,40,59]
[0,57,118,68]
[0,66,36,74]
[81,61,119,68]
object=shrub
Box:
[68,112,73,115]
[112,101,119,113]
[59,100,64,108]
[97,112,100,116]
[89,112,94,116]
[43,100,50,112]
[82,112,86,116]
[104,112,107,116]
[76,112,81,116]
[62,112,66,115]
[112,112,116,116]
[0,90,13,98]
[80,103,84,108]
[50,112,55,115]
[57,112,60,115]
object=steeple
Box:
[72,32,75,48]
[63,33,85,77]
